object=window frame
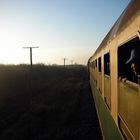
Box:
[98,57,102,72]
[118,36,140,85]
[104,52,110,76]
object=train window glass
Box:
[104,53,110,76]
[118,37,140,84]
[98,57,101,72]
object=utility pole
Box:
[62,58,67,67]
[23,47,39,69]
[23,46,39,95]
[71,60,73,65]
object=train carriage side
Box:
[88,1,140,140]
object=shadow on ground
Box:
[0,65,102,140]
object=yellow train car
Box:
[88,0,140,140]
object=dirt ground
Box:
[0,65,102,140]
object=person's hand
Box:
[122,77,127,82]
[119,76,127,82]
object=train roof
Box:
[93,0,140,56]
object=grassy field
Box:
[0,64,102,140]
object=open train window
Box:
[104,53,110,76]
[98,57,101,72]
[118,37,140,84]
[118,37,140,140]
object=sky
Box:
[0,0,130,65]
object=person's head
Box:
[131,63,136,71]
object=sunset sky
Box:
[0,0,130,65]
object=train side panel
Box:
[90,77,123,140]
[88,1,140,139]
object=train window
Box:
[98,57,101,72]
[118,37,140,84]
[104,53,110,76]
[104,52,111,109]
[118,37,140,140]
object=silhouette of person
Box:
[125,48,139,83]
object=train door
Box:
[118,37,140,140]
[104,52,111,109]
